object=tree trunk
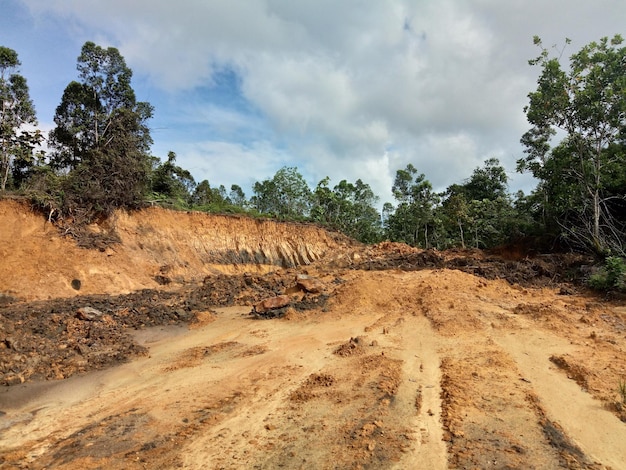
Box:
[1,162,8,190]
[593,188,601,249]
[458,219,465,249]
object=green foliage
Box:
[0,46,40,191]
[311,177,382,243]
[385,164,439,248]
[228,184,247,208]
[519,35,626,255]
[382,158,527,250]
[150,151,196,205]
[251,166,311,219]
[588,256,626,292]
[382,159,528,250]
[191,180,227,207]
[48,42,153,220]
[462,157,508,201]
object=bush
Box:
[588,256,626,291]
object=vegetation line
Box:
[1,36,625,288]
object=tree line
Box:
[1,36,625,258]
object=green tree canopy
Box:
[462,157,508,201]
[311,176,382,243]
[49,41,154,217]
[518,35,626,254]
[385,164,439,247]
[151,151,196,203]
[251,166,311,218]
[192,180,227,207]
[0,46,41,191]
[228,184,247,208]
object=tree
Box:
[251,166,311,218]
[347,178,383,243]
[518,35,626,254]
[385,164,439,247]
[439,190,469,249]
[50,42,153,216]
[228,184,247,208]
[312,177,382,243]
[151,151,196,203]
[0,46,41,190]
[192,180,227,207]
[463,157,508,201]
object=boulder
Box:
[254,295,291,314]
[296,274,325,294]
[76,306,104,321]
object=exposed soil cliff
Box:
[0,200,353,301]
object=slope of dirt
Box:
[2,201,626,469]
[0,200,352,301]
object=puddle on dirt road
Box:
[0,368,111,413]
[131,306,251,345]
[0,306,253,416]
[130,323,190,346]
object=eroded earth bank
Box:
[1,200,626,469]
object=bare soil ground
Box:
[1,203,626,469]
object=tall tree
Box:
[50,42,153,215]
[463,157,508,201]
[312,177,382,243]
[251,166,311,218]
[228,184,247,208]
[518,35,626,254]
[192,180,227,207]
[0,46,40,190]
[151,151,196,203]
[385,164,438,247]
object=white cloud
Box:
[17,0,626,204]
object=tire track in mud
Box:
[438,336,568,469]
[388,314,447,469]
[493,322,626,469]
[185,278,450,469]
[412,269,612,469]
[4,269,626,469]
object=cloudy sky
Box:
[2,0,624,205]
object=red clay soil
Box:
[1,200,625,469]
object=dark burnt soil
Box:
[0,270,328,386]
[350,245,593,288]
[0,250,596,387]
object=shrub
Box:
[588,256,626,291]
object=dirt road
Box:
[2,268,626,469]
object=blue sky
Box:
[1,0,625,206]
